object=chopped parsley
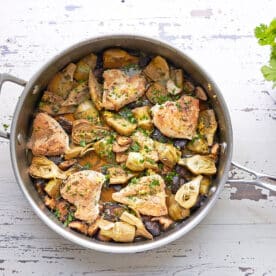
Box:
[130,177,138,185]
[149,179,160,189]
[2,123,9,131]
[130,141,141,152]
[63,211,75,227]
[165,171,178,184]
[79,140,86,147]
[83,162,91,170]
[54,209,60,219]
[119,107,137,124]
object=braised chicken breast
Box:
[112,174,168,216]
[27,112,69,156]
[60,170,105,223]
[102,69,146,111]
[151,95,200,139]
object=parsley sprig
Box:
[255,19,276,88]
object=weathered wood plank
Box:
[0,0,276,275]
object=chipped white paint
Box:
[0,0,275,275]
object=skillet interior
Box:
[10,35,233,253]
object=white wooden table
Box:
[0,1,275,275]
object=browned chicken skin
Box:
[102,69,146,111]
[60,170,105,224]
[27,112,69,156]
[151,95,199,139]
[112,174,168,216]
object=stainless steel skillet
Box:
[0,35,275,253]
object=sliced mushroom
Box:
[56,116,73,134]
[178,155,217,175]
[102,203,127,222]
[58,159,77,170]
[170,68,184,90]
[175,175,202,209]
[166,79,182,95]
[87,218,100,236]
[120,211,153,240]
[116,152,128,163]
[195,86,208,101]
[183,80,195,93]
[29,156,66,179]
[72,119,109,145]
[198,109,218,146]
[112,141,130,153]
[74,53,97,81]
[55,200,70,222]
[48,63,76,99]
[88,70,103,110]
[44,196,56,210]
[103,48,139,69]
[210,143,220,161]
[143,56,169,82]
[116,136,132,146]
[151,216,174,230]
[68,221,88,235]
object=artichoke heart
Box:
[29,156,66,179]
[178,155,217,175]
[175,175,202,209]
[99,219,136,242]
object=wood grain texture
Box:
[0,0,276,275]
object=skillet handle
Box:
[0,73,27,139]
[227,161,276,192]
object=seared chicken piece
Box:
[112,174,168,216]
[103,48,139,69]
[151,95,199,139]
[28,112,69,156]
[102,69,146,111]
[47,63,76,99]
[60,170,105,223]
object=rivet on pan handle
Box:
[228,161,276,192]
[0,73,27,139]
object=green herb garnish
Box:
[255,19,276,88]
[130,141,141,152]
[83,162,91,170]
[54,209,60,219]
[2,123,9,131]
[63,211,75,227]
[79,140,86,147]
